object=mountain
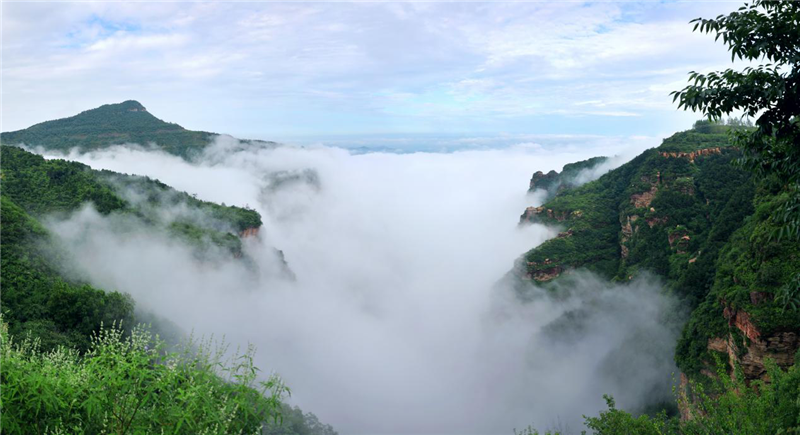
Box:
[0,145,265,350]
[528,156,609,199]
[0,100,277,159]
[515,126,800,402]
[0,144,330,434]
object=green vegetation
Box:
[0,145,261,350]
[691,118,752,135]
[1,195,135,352]
[516,356,800,434]
[519,126,798,425]
[264,405,339,435]
[521,132,750,293]
[675,187,800,376]
[528,156,609,197]
[0,144,332,433]
[518,1,800,431]
[584,356,800,434]
[1,322,288,434]
[672,0,800,241]
[0,145,260,256]
[0,101,215,159]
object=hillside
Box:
[0,145,265,350]
[0,145,332,434]
[516,126,800,393]
[0,101,277,159]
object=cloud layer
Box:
[3,2,744,139]
[39,138,681,434]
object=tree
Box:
[671,0,800,239]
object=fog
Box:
[37,136,681,434]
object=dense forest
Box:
[0,145,334,434]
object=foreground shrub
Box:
[0,322,288,434]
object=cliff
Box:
[514,127,800,391]
[527,156,609,200]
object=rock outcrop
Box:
[525,259,564,282]
[631,185,658,208]
[660,147,722,162]
[529,170,560,192]
[519,206,571,224]
[240,227,260,238]
[701,304,800,384]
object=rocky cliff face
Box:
[660,147,722,162]
[678,306,800,420]
[527,156,609,199]
[240,227,260,238]
[716,303,799,381]
[519,206,573,224]
[512,128,800,424]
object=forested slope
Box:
[517,124,800,403]
[0,145,332,434]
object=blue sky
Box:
[2,1,745,145]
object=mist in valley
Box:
[37,136,681,434]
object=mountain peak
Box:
[84,100,149,116]
[117,100,147,112]
[1,100,214,157]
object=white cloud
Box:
[35,137,679,434]
[2,1,744,138]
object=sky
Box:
[2,1,747,144]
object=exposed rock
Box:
[620,215,639,259]
[703,303,800,383]
[519,206,570,224]
[678,373,694,421]
[631,185,658,208]
[526,259,564,282]
[527,156,609,196]
[723,305,761,341]
[622,217,634,237]
[240,227,260,238]
[557,229,574,238]
[530,266,563,282]
[520,206,544,224]
[718,330,798,381]
[646,216,667,228]
[708,337,728,353]
[529,170,559,191]
[668,229,689,247]
[660,147,723,162]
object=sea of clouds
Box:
[35,135,681,434]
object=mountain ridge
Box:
[515,125,800,395]
[0,100,277,159]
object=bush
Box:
[0,322,288,434]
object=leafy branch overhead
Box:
[671,0,800,240]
